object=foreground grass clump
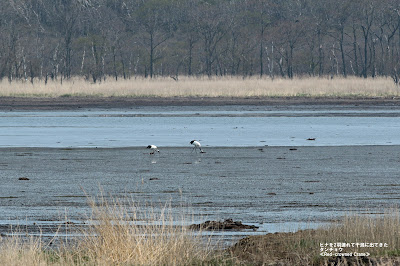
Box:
[0,196,219,265]
[0,236,49,266]
[77,196,216,265]
[0,75,398,98]
[230,209,400,265]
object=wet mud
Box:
[1,146,400,239]
[1,96,400,110]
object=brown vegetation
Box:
[0,76,398,98]
[74,196,215,265]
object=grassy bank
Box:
[230,208,400,265]
[1,76,399,98]
[1,198,400,265]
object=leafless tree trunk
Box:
[360,2,375,78]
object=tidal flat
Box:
[1,145,399,243]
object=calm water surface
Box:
[1,106,399,147]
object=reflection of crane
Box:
[147,145,160,154]
[190,140,205,153]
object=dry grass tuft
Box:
[0,76,398,98]
[0,235,47,266]
[76,195,215,265]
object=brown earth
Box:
[0,96,400,110]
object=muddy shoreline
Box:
[1,96,400,110]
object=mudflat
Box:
[1,146,399,236]
[1,96,400,110]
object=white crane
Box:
[147,145,160,154]
[190,140,205,153]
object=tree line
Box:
[1,0,400,83]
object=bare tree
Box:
[274,0,305,78]
[193,1,228,77]
[130,0,177,78]
[1,0,400,80]
[328,0,353,77]
[359,0,375,78]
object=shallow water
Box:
[1,106,400,147]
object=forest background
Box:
[1,0,400,85]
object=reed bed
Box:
[0,76,398,98]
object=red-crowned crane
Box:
[190,140,205,153]
[147,145,160,154]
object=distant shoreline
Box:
[1,96,400,110]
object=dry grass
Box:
[0,76,399,98]
[231,208,400,265]
[0,235,49,266]
[0,195,220,266]
[76,196,216,265]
